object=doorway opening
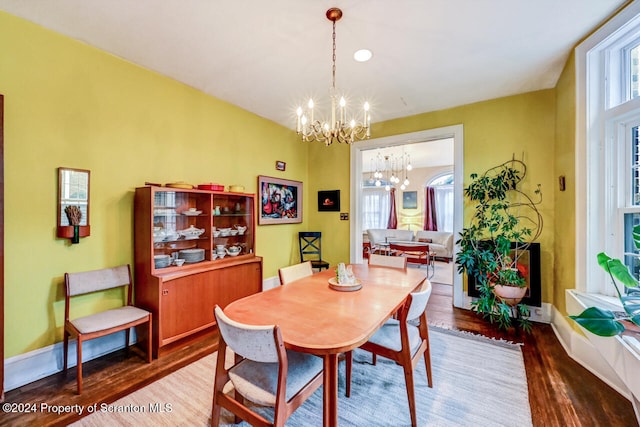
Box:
[349,125,467,308]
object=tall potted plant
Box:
[456,157,543,332]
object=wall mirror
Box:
[57,167,90,242]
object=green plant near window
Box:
[569,225,640,336]
[456,158,543,333]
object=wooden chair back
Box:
[389,243,430,265]
[212,305,323,427]
[278,261,313,286]
[299,232,330,270]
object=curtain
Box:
[434,184,454,232]
[362,188,391,230]
[387,188,398,229]
[423,186,438,231]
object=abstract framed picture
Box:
[318,190,340,212]
[403,191,418,209]
[258,175,302,225]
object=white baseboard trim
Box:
[4,330,133,392]
[550,304,631,400]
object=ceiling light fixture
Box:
[369,151,412,191]
[354,49,372,62]
[296,7,371,146]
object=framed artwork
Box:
[467,242,541,307]
[275,160,286,171]
[403,191,418,209]
[318,190,340,211]
[258,175,302,225]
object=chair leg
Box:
[403,365,418,427]
[424,347,433,388]
[125,328,131,355]
[147,317,153,362]
[63,330,69,372]
[76,337,83,394]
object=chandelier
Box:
[295,8,371,146]
[369,151,412,191]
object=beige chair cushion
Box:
[368,253,407,269]
[70,306,150,334]
[229,350,323,406]
[367,319,422,355]
[279,261,313,285]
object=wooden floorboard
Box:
[2,281,638,426]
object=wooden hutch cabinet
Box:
[133,185,262,356]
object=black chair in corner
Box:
[299,232,330,271]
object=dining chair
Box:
[63,264,152,394]
[212,305,324,427]
[348,283,433,427]
[389,243,430,267]
[278,261,313,285]
[298,231,330,271]
[368,253,408,269]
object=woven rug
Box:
[72,328,532,427]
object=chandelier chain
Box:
[332,20,337,90]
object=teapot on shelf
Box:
[225,246,242,256]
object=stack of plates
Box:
[154,254,172,269]
[179,248,205,263]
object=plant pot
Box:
[493,284,527,306]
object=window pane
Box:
[633,125,640,205]
[631,44,640,99]
[624,213,640,285]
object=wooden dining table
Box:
[223,263,428,427]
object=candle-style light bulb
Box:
[296,107,302,132]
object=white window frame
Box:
[577,1,640,295]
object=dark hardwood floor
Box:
[2,280,638,426]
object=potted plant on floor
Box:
[569,225,640,336]
[456,157,543,333]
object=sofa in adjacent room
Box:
[365,228,454,262]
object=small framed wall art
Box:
[403,191,418,209]
[318,190,340,212]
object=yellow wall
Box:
[0,10,568,361]
[553,53,577,316]
[0,12,309,357]
[309,90,557,305]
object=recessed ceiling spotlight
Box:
[354,49,372,62]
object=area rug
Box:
[72,328,532,427]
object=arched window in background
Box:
[428,173,454,233]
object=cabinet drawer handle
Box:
[162,289,169,296]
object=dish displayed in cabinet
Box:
[178,248,205,263]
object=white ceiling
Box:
[0,0,628,137]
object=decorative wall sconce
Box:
[57,167,90,243]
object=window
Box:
[579,3,640,296]
[362,188,390,230]
[428,173,454,233]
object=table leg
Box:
[322,353,339,427]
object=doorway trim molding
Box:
[349,124,469,308]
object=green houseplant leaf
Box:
[569,307,626,337]
[571,224,640,337]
